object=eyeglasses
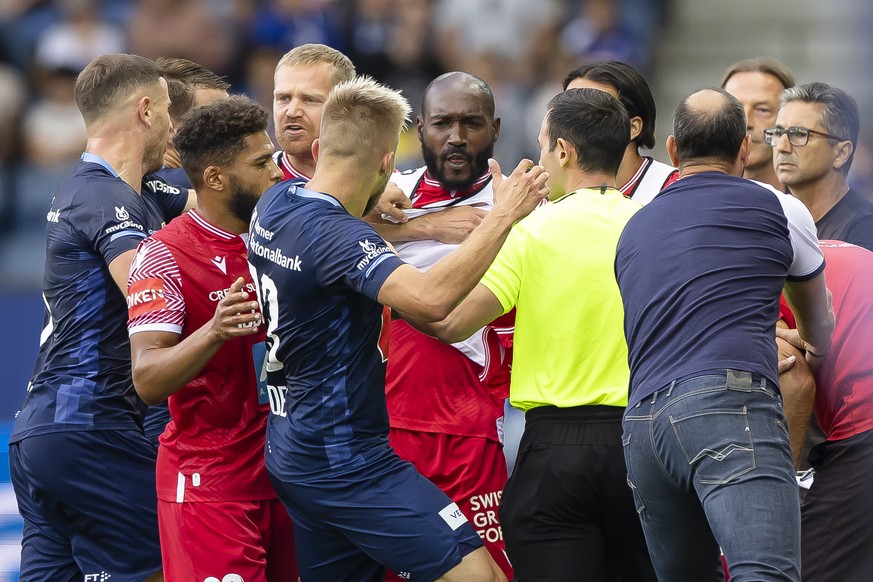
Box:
[764,126,848,147]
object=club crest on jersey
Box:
[211,255,227,275]
[356,239,392,271]
[115,205,129,221]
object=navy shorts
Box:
[269,454,483,581]
[9,429,162,582]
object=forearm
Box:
[132,327,224,404]
[369,218,431,243]
[777,336,816,468]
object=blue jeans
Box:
[622,370,800,582]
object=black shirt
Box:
[816,188,873,251]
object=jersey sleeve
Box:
[317,214,406,301]
[778,193,825,281]
[127,237,186,335]
[479,223,525,314]
[72,187,149,265]
[142,173,188,222]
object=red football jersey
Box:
[128,210,275,502]
[780,241,873,441]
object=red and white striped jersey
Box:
[621,156,679,204]
[128,210,275,503]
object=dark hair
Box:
[155,56,230,91]
[174,96,269,189]
[781,82,860,171]
[720,57,795,90]
[546,88,629,176]
[74,54,163,123]
[166,78,194,124]
[672,88,747,164]
[562,61,656,150]
[422,71,495,118]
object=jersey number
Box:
[250,267,286,417]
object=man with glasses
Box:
[721,57,795,192]
[768,82,873,251]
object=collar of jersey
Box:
[292,185,342,207]
[81,152,120,178]
[188,209,238,241]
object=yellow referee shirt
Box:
[480,188,640,411]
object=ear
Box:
[832,140,854,171]
[381,150,396,176]
[311,138,320,163]
[137,95,152,128]
[666,135,680,167]
[203,166,225,191]
[492,116,501,142]
[738,134,752,167]
[629,116,643,142]
[556,137,572,168]
[416,116,424,142]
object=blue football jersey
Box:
[10,154,186,442]
[248,184,405,480]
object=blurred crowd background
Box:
[0,0,871,291]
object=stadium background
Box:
[0,0,871,579]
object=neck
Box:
[616,146,644,189]
[286,152,316,179]
[85,131,149,193]
[788,173,850,222]
[560,170,619,199]
[307,157,382,218]
[679,158,739,178]
[195,194,249,235]
[744,163,784,192]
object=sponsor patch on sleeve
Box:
[127,277,168,318]
[438,502,468,531]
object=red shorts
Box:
[388,429,512,580]
[158,497,297,582]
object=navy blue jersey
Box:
[615,173,825,408]
[152,165,193,191]
[10,154,186,443]
[248,184,404,480]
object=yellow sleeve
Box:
[479,222,525,314]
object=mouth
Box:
[443,154,470,169]
[283,124,307,135]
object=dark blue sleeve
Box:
[71,186,148,265]
[315,213,405,301]
[847,216,873,253]
[142,173,188,221]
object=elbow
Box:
[132,368,164,406]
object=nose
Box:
[743,105,754,130]
[447,122,465,146]
[773,131,792,152]
[269,159,282,183]
[284,98,303,119]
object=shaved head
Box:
[422,72,495,118]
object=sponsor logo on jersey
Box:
[204,575,244,582]
[127,277,167,318]
[250,238,302,271]
[46,208,60,223]
[253,220,274,241]
[438,502,468,531]
[211,255,227,275]
[115,205,129,220]
[145,179,183,195]
[84,572,112,582]
[209,282,257,302]
[105,220,145,235]
[356,239,392,271]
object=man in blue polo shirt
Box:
[615,88,834,581]
[8,54,179,581]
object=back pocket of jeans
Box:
[669,407,755,485]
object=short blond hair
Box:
[276,44,355,85]
[320,76,411,161]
